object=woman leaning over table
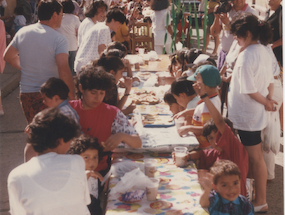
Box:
[149,0,173,54]
[69,65,142,176]
[227,13,277,213]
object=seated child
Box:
[68,135,104,215]
[7,108,91,214]
[175,64,221,149]
[199,160,254,215]
[40,77,79,123]
[163,90,185,115]
[174,71,248,196]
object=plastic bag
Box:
[261,111,280,154]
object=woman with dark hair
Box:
[78,0,108,47]
[57,0,81,75]
[149,0,173,54]
[228,13,276,213]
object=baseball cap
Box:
[187,65,221,87]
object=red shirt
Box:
[199,124,248,196]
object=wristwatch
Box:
[200,93,208,99]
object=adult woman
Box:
[149,0,173,54]
[70,65,142,176]
[56,0,81,75]
[77,0,108,48]
[228,13,276,213]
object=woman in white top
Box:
[57,0,81,75]
[228,13,277,213]
[78,0,108,48]
[8,108,91,215]
[149,0,173,54]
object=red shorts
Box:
[20,92,47,124]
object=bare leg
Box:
[24,143,38,162]
[212,35,220,55]
[203,32,210,54]
[245,143,267,208]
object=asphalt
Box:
[0,63,20,99]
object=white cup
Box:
[144,159,157,177]
[146,178,160,201]
[174,117,185,129]
[138,48,145,55]
[174,147,188,167]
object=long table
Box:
[105,152,208,215]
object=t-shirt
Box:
[228,44,274,131]
[199,124,248,196]
[74,22,111,73]
[150,8,172,46]
[69,100,138,172]
[78,17,95,48]
[14,15,26,26]
[220,4,257,52]
[192,93,221,148]
[56,13,81,51]
[186,96,199,109]
[208,191,254,215]
[115,22,129,43]
[11,23,68,93]
[8,152,91,215]
[58,99,80,123]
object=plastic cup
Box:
[174,117,185,129]
[144,158,157,177]
[138,48,145,55]
[146,178,159,201]
[174,147,188,167]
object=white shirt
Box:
[228,44,274,131]
[74,22,111,73]
[78,17,96,48]
[14,15,26,26]
[57,13,81,51]
[8,153,91,215]
[186,96,199,109]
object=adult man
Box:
[210,0,258,70]
[74,8,126,73]
[4,0,75,161]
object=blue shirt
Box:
[208,191,254,215]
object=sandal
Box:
[254,203,268,213]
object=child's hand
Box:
[124,77,133,91]
[173,110,186,120]
[104,133,123,151]
[124,102,136,114]
[86,170,104,181]
[172,151,190,164]
[192,72,207,96]
[198,172,213,191]
[177,125,191,136]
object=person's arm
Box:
[98,44,106,56]
[177,125,204,136]
[56,53,75,100]
[173,108,194,119]
[271,38,282,49]
[104,133,142,151]
[267,82,274,100]
[248,90,277,111]
[210,5,222,36]
[3,44,21,70]
[199,173,213,208]
[116,77,132,110]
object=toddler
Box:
[68,134,104,215]
[199,160,254,215]
[40,77,79,123]
[13,6,26,33]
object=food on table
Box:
[143,114,173,125]
[137,71,152,80]
[130,90,160,105]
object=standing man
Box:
[4,0,75,162]
[210,0,257,70]
[74,8,126,73]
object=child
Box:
[199,160,254,215]
[13,6,26,33]
[175,64,221,149]
[68,135,104,215]
[7,108,91,214]
[40,77,79,123]
[163,90,185,115]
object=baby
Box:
[68,135,104,215]
[199,159,254,215]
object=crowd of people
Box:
[0,0,283,214]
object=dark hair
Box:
[230,13,272,45]
[202,117,236,141]
[106,41,127,57]
[150,0,169,11]
[102,48,126,59]
[106,8,126,24]
[210,160,241,185]
[27,108,80,153]
[61,0,75,13]
[40,77,69,100]
[68,134,103,162]
[37,0,62,21]
[92,56,125,74]
[164,90,177,105]
[85,0,108,18]
[14,6,24,15]
[76,65,115,99]
[171,76,196,96]
[176,48,202,72]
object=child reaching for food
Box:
[68,135,104,215]
[199,160,254,215]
